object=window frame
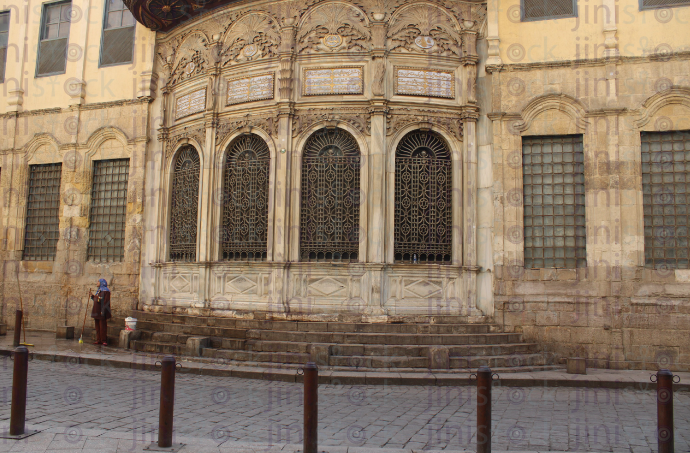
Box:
[521,0,578,22]
[0,10,10,83]
[639,0,690,10]
[35,0,71,78]
[98,0,136,68]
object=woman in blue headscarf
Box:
[90,278,112,345]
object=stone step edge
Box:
[0,347,680,390]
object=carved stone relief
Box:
[296,3,371,53]
[387,4,462,57]
[164,126,206,160]
[292,108,371,137]
[215,114,279,143]
[220,13,281,66]
[387,108,464,142]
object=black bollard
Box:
[656,369,674,453]
[476,366,492,453]
[13,310,22,347]
[9,346,29,436]
[158,356,176,448]
[303,362,318,453]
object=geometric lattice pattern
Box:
[169,146,200,262]
[300,128,360,262]
[87,159,129,262]
[394,130,452,264]
[522,0,575,20]
[23,163,62,261]
[222,134,269,261]
[642,130,690,269]
[523,135,586,269]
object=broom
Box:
[78,290,92,344]
[14,269,33,347]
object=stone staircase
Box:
[128,310,560,372]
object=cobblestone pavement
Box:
[0,359,687,452]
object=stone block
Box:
[119,329,141,349]
[186,336,210,357]
[566,357,586,374]
[428,346,449,370]
[308,344,331,367]
[56,326,75,339]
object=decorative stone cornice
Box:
[292,108,372,137]
[386,107,464,141]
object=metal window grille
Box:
[642,130,690,270]
[37,1,71,76]
[300,128,360,262]
[87,159,129,262]
[222,134,269,261]
[23,163,62,261]
[394,131,452,264]
[169,146,200,262]
[522,0,575,20]
[100,0,135,66]
[641,0,690,8]
[523,135,586,269]
[0,12,9,82]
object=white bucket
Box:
[125,317,137,331]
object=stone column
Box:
[463,114,479,308]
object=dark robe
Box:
[90,291,112,320]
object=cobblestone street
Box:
[0,360,688,452]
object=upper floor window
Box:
[642,130,690,270]
[100,0,135,66]
[521,0,577,21]
[37,1,71,76]
[640,0,690,9]
[0,12,9,82]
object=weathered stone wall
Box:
[0,100,149,331]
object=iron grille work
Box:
[88,159,129,262]
[301,128,360,262]
[522,0,575,20]
[169,146,200,261]
[523,135,586,269]
[395,130,452,264]
[222,134,270,261]
[641,0,690,8]
[23,163,62,261]
[642,131,690,270]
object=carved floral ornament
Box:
[153,1,486,88]
[292,109,372,137]
[387,109,464,142]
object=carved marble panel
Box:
[226,73,275,105]
[161,269,200,298]
[175,88,206,119]
[394,67,455,99]
[303,67,363,96]
[212,269,271,298]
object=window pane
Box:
[523,135,586,269]
[0,12,9,32]
[37,38,67,74]
[121,10,135,26]
[100,26,134,65]
[107,11,122,28]
[46,5,61,24]
[60,4,72,23]
[0,31,8,48]
[88,159,130,262]
[58,21,70,37]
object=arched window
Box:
[301,128,360,262]
[395,130,452,264]
[222,134,270,261]
[169,145,200,261]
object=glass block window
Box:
[23,163,62,261]
[169,146,200,262]
[100,0,135,66]
[394,130,452,264]
[523,135,586,269]
[0,12,9,83]
[640,0,690,9]
[87,159,129,262]
[37,1,71,76]
[642,131,690,270]
[300,128,360,262]
[222,134,269,261]
[522,0,576,21]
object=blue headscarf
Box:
[98,279,110,292]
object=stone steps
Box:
[129,310,555,372]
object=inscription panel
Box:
[303,67,363,96]
[175,88,206,119]
[395,67,454,99]
[226,73,274,105]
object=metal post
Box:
[657,369,674,453]
[13,310,22,347]
[476,365,492,453]
[303,362,318,453]
[9,346,29,436]
[157,356,176,448]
